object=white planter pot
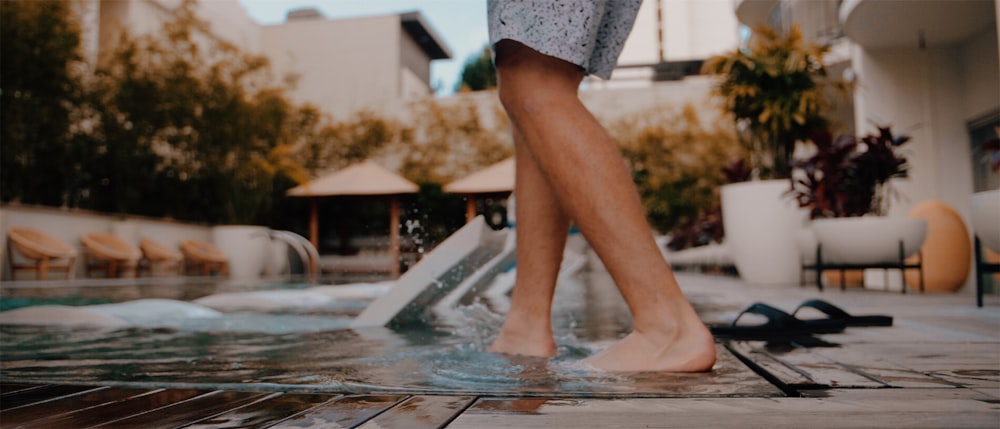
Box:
[721,180,808,285]
[811,217,927,264]
[212,225,269,279]
[970,190,1000,253]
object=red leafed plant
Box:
[787,127,910,219]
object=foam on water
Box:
[194,290,336,312]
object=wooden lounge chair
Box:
[6,227,78,280]
[179,239,229,276]
[139,236,183,276]
[81,232,142,278]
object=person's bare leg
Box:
[494,40,715,372]
[489,125,570,358]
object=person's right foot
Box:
[581,323,716,372]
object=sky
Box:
[238,0,490,95]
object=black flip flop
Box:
[792,299,893,327]
[710,302,847,341]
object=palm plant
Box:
[703,25,847,179]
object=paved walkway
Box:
[1,272,998,428]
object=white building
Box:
[593,0,742,89]
[78,0,451,120]
[735,0,1000,218]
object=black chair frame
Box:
[802,240,924,293]
[974,235,999,307]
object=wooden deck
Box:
[2,272,998,428]
[2,377,997,428]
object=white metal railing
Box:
[263,229,320,284]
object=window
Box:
[968,110,1000,193]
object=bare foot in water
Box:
[488,309,557,358]
[583,313,717,372]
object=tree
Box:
[301,110,404,174]
[1,1,84,206]
[74,0,316,224]
[395,97,512,185]
[702,25,846,179]
[609,104,744,233]
[455,46,497,92]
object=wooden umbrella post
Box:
[309,199,319,251]
[465,196,477,223]
[390,197,401,278]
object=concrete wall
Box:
[195,0,261,51]
[1,205,211,280]
[852,21,999,220]
[620,0,740,66]
[261,14,402,120]
[849,16,998,294]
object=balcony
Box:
[840,0,996,49]
[733,0,780,28]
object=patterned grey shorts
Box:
[487,0,642,80]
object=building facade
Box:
[77,0,451,121]
[735,0,1000,219]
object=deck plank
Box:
[20,388,206,428]
[0,384,42,396]
[727,340,962,391]
[797,387,997,401]
[726,342,818,390]
[269,395,405,429]
[449,396,1000,428]
[180,393,339,429]
[818,343,1000,390]
[756,347,888,388]
[356,395,475,429]
[0,384,103,410]
[89,389,271,428]
[0,386,156,427]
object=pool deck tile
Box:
[355,395,476,429]
[0,386,155,427]
[450,396,1000,428]
[86,389,272,428]
[269,395,404,429]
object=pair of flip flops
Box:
[710,299,892,343]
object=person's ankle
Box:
[490,322,556,357]
[632,305,705,339]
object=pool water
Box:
[0,271,779,398]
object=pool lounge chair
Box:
[139,236,183,276]
[81,233,142,278]
[179,239,229,276]
[6,227,78,280]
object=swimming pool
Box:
[0,268,779,399]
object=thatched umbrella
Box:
[287,160,418,277]
[444,158,515,222]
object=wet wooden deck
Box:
[2,273,998,427]
[2,379,997,428]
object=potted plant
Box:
[702,25,846,284]
[703,25,846,180]
[787,127,927,283]
[970,127,1000,255]
[970,127,1000,303]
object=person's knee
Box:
[494,40,582,121]
[497,75,543,119]
[496,64,573,123]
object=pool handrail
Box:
[262,229,320,284]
